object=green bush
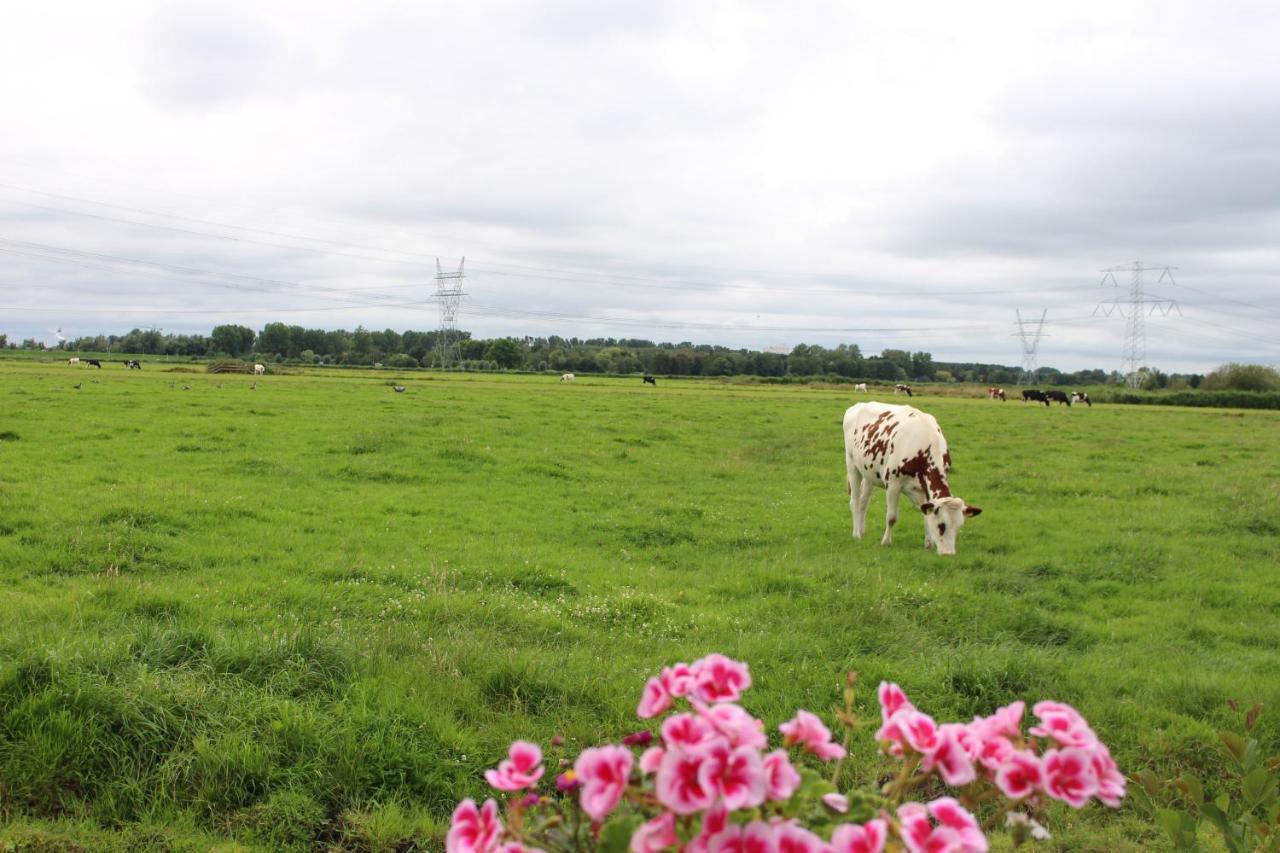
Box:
[1100,390,1280,409]
[1202,363,1280,392]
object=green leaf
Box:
[598,814,644,853]
[1128,783,1157,818]
[1244,738,1263,774]
[1243,766,1278,806]
[1200,801,1230,832]
[1222,731,1247,763]
[1157,808,1200,850]
[1183,773,1205,806]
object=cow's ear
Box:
[964,504,983,517]
[919,502,935,514]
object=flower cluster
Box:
[875,684,1125,810]
[446,655,1124,853]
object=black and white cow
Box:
[843,402,982,556]
[1044,390,1071,406]
[643,375,657,386]
[125,359,141,370]
[1021,389,1049,406]
[85,358,102,368]
[1071,392,1092,407]
[893,383,913,397]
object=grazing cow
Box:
[560,373,575,382]
[854,383,868,392]
[125,359,141,370]
[1044,390,1071,406]
[642,375,657,386]
[393,385,406,393]
[85,359,102,368]
[987,387,1006,401]
[68,357,80,365]
[843,402,981,556]
[253,363,266,375]
[1021,389,1049,406]
[893,383,913,397]
[1072,391,1092,407]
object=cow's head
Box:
[919,497,982,556]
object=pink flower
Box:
[878,682,915,724]
[624,730,655,747]
[1041,748,1099,808]
[686,805,730,853]
[774,822,829,853]
[662,663,697,698]
[575,745,634,821]
[707,821,778,853]
[662,713,716,749]
[969,731,1014,773]
[830,819,888,853]
[779,710,846,761]
[762,749,801,801]
[1090,743,1126,808]
[1030,702,1098,749]
[822,792,849,813]
[972,701,1025,740]
[898,799,987,853]
[922,724,976,786]
[639,677,673,719]
[484,741,544,792]
[896,710,940,753]
[993,750,1042,800]
[655,745,716,814]
[696,700,768,749]
[691,654,752,703]
[631,812,678,853]
[639,746,666,774]
[446,798,502,853]
[698,739,767,811]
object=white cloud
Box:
[1,0,1277,372]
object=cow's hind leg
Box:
[881,482,901,546]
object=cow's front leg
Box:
[881,482,901,545]
[923,512,935,550]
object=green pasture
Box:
[1,360,1277,850]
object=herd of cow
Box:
[986,386,1092,407]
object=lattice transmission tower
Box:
[1013,309,1047,385]
[1092,260,1180,388]
[434,257,466,369]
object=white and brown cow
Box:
[843,402,982,556]
[854,383,868,392]
[560,373,575,382]
[987,387,1006,401]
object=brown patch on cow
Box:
[899,449,952,500]
[860,411,898,461]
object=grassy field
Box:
[1,359,1277,850]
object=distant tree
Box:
[210,324,256,357]
[1202,363,1280,392]
[484,337,524,369]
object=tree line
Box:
[4,324,1233,388]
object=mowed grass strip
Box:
[1,361,1277,849]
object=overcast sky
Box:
[2,0,1277,372]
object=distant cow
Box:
[253,364,266,375]
[393,385,406,393]
[894,383,913,397]
[643,375,657,386]
[843,402,981,556]
[560,373,575,382]
[125,359,141,370]
[1071,392,1092,407]
[854,383,868,392]
[1045,390,1072,406]
[68,357,80,365]
[85,359,102,368]
[987,387,1006,401]
[1021,389,1049,406]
